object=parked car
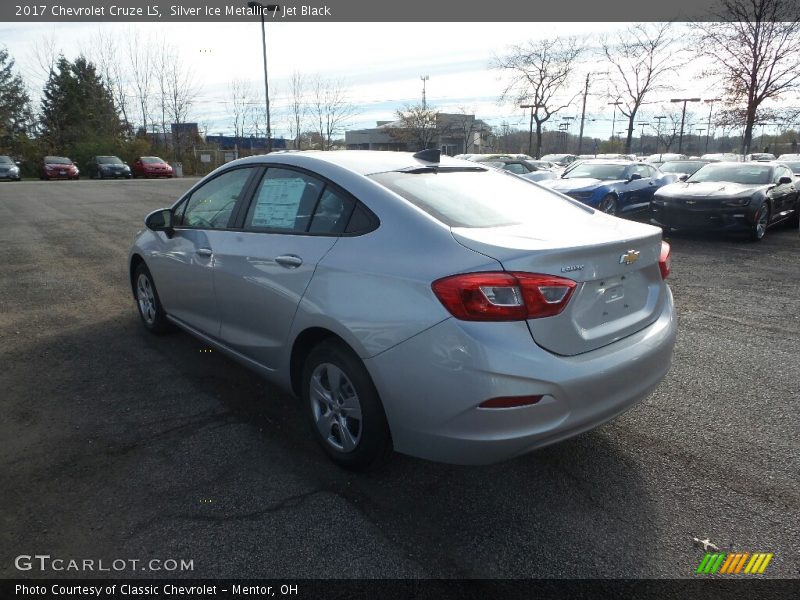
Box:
[87,156,132,179]
[745,153,776,162]
[645,153,687,166]
[0,155,21,181]
[473,158,557,182]
[540,159,676,218]
[132,156,174,178]
[701,153,742,162]
[779,160,800,177]
[540,153,578,166]
[129,150,676,469]
[651,161,799,240]
[658,159,711,181]
[40,156,79,180]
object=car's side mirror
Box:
[679,174,689,181]
[15,161,21,166]
[778,176,793,185]
[145,208,175,236]
[629,173,642,181]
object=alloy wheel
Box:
[309,363,363,453]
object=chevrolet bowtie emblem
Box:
[619,250,640,265]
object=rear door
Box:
[213,167,356,369]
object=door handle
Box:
[275,254,303,268]
[196,248,213,258]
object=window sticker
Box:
[251,177,307,229]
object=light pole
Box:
[670,97,701,154]
[520,104,538,157]
[608,100,623,141]
[703,98,721,154]
[654,115,667,155]
[637,122,649,155]
[420,75,429,109]
[248,1,276,153]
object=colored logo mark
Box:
[696,552,774,575]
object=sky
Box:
[0,21,795,142]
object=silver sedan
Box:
[129,150,677,469]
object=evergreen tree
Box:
[0,46,33,153]
[40,55,124,155]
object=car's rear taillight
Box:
[432,272,577,321]
[659,241,671,279]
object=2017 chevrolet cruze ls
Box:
[129,150,677,469]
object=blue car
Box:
[541,160,676,218]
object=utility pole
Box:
[561,116,574,153]
[671,97,701,154]
[577,72,590,155]
[420,75,429,109]
[247,1,276,153]
[704,98,721,154]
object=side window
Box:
[632,164,650,178]
[776,167,791,182]
[179,168,253,229]
[308,187,355,234]
[245,168,323,232]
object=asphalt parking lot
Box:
[0,178,798,580]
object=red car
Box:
[132,156,174,178]
[41,156,79,180]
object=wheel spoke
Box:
[337,418,358,452]
[340,394,362,421]
[316,409,336,439]
[309,374,332,405]
[326,364,343,398]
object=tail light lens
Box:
[659,241,671,279]
[432,272,577,321]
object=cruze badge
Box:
[619,250,640,265]
[561,264,584,273]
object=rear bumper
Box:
[365,287,677,465]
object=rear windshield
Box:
[688,164,771,184]
[369,169,589,228]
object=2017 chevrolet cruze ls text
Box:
[129,150,677,469]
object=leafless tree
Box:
[287,70,307,150]
[391,104,444,150]
[494,36,584,158]
[227,78,253,144]
[92,30,130,131]
[163,47,199,158]
[310,75,357,150]
[449,107,480,153]
[693,0,800,154]
[127,31,155,137]
[602,23,683,153]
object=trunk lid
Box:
[451,217,667,356]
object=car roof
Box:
[231,150,473,175]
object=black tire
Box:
[598,194,619,216]
[749,201,770,241]
[302,340,392,471]
[133,263,173,334]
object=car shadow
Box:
[2,314,653,579]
